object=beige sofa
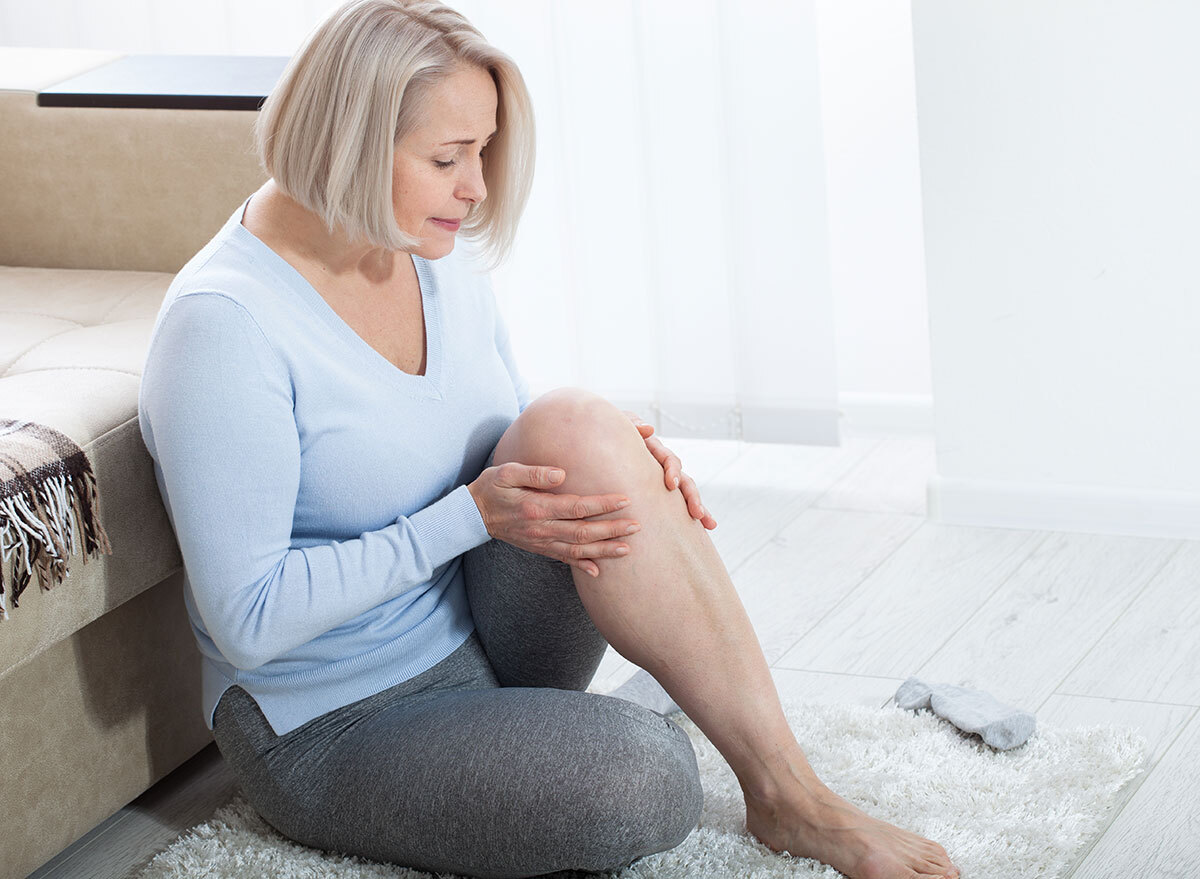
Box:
[0,47,268,878]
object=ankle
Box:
[737,748,829,813]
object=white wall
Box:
[914,1,1200,538]
[441,0,845,443]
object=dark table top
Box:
[37,54,290,110]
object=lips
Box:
[431,217,462,230]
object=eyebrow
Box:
[440,129,498,146]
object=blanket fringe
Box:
[0,448,112,621]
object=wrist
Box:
[467,479,492,538]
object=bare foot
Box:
[745,784,960,879]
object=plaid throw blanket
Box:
[0,418,112,620]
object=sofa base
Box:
[0,570,211,879]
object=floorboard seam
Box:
[1060,706,1198,878]
[909,529,1052,683]
[1041,540,1188,714]
[1050,691,1200,710]
[766,512,928,665]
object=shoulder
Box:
[157,226,284,333]
[142,240,289,385]
[174,229,274,302]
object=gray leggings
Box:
[212,529,704,878]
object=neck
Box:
[253,179,402,285]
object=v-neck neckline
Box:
[230,195,444,397]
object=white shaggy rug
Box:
[138,700,1146,879]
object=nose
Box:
[456,157,487,206]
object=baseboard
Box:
[590,395,843,446]
[534,386,939,445]
[928,474,1200,539]
[836,393,935,435]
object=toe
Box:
[924,842,956,871]
[926,860,959,879]
[917,849,958,879]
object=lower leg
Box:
[571,460,812,807]
[490,395,958,879]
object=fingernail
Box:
[550,470,565,483]
[673,476,680,489]
[589,566,599,577]
[616,545,630,555]
[626,524,640,534]
[700,505,708,517]
[617,499,630,509]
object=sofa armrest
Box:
[0,48,267,273]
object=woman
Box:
[138,2,959,877]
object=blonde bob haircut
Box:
[254,0,535,270]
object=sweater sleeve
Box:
[139,292,489,671]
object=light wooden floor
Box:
[33,431,1200,878]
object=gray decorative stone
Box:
[896,677,1036,750]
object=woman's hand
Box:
[467,463,639,578]
[621,411,717,530]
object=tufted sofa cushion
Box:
[0,266,183,680]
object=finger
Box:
[649,438,682,490]
[680,474,704,518]
[557,518,640,544]
[499,462,566,489]
[642,433,669,464]
[535,518,638,548]
[552,538,631,562]
[566,557,600,578]
[621,410,655,436]
[550,493,632,520]
[666,454,682,490]
[640,435,674,486]
[679,474,717,527]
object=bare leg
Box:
[492,389,959,879]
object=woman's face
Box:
[393,64,498,260]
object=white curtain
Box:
[2,0,842,443]
[459,0,838,444]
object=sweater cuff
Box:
[405,483,492,566]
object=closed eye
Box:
[433,146,487,170]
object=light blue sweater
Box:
[138,196,529,736]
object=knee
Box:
[578,706,704,871]
[494,387,653,491]
[639,720,705,851]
